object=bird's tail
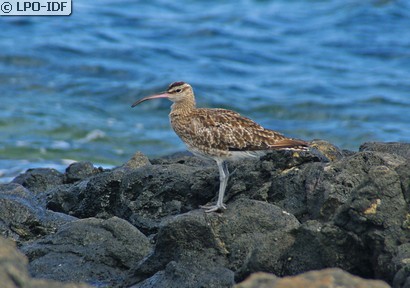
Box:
[268,138,309,151]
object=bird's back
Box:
[170,107,308,160]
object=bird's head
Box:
[131,81,194,107]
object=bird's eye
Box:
[175,89,182,93]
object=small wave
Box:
[359,96,410,106]
[78,130,106,143]
[51,141,71,150]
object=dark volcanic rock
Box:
[360,142,410,160]
[260,147,327,170]
[120,161,216,231]
[234,268,390,288]
[126,199,300,287]
[47,157,217,234]
[126,147,410,283]
[309,139,347,161]
[131,259,234,288]
[220,200,300,281]
[20,217,151,287]
[45,148,323,236]
[270,150,409,282]
[64,161,103,183]
[127,209,234,288]
[0,236,91,288]
[47,169,127,218]
[3,142,410,288]
[333,161,408,281]
[0,183,76,242]
[395,161,410,204]
[392,243,410,288]
[265,161,325,220]
[282,220,371,277]
[12,168,64,194]
[265,150,407,222]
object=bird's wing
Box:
[187,108,307,152]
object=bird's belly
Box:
[185,143,265,162]
[185,143,230,160]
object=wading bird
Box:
[132,82,308,212]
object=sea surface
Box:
[1,0,410,182]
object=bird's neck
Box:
[170,99,196,115]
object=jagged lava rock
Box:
[126,199,300,287]
[0,236,91,288]
[126,209,234,288]
[125,145,410,286]
[47,154,218,234]
[47,168,128,218]
[12,168,64,194]
[281,220,371,277]
[360,142,410,160]
[309,139,349,161]
[10,142,410,287]
[268,150,410,282]
[64,161,103,183]
[20,217,151,287]
[392,243,410,288]
[0,183,76,242]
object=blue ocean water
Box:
[1,0,410,182]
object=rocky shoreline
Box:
[1,141,409,287]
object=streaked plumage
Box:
[132,81,308,212]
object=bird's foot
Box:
[199,203,227,213]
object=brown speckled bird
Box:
[132,81,308,212]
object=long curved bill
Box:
[131,93,170,107]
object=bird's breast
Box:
[169,112,194,141]
[169,112,231,158]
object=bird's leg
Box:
[200,160,229,213]
[217,160,229,208]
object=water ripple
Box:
[1,0,409,182]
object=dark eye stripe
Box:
[169,86,186,94]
